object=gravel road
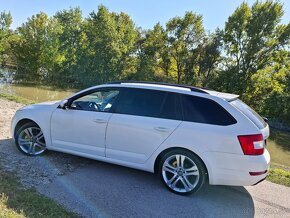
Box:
[0,98,289,218]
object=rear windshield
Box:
[230,99,267,129]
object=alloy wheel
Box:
[162,154,200,193]
[18,126,46,155]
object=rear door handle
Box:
[154,127,170,132]
[93,119,107,124]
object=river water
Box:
[0,84,74,102]
[0,68,74,102]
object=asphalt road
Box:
[36,157,290,218]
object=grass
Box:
[0,168,79,218]
[267,167,290,187]
[265,128,290,186]
[267,129,290,167]
[0,93,34,105]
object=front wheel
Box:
[15,122,47,156]
[159,149,207,195]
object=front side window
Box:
[182,95,236,126]
[115,88,167,118]
[70,89,120,112]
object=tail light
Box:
[238,134,264,155]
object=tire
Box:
[15,122,47,156]
[158,149,207,195]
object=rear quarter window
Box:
[181,95,237,126]
[230,99,266,129]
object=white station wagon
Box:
[11,82,270,195]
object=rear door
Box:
[106,88,182,164]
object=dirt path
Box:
[0,98,289,217]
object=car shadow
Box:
[0,138,255,217]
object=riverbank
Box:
[0,83,74,103]
[0,92,34,104]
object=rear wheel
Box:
[15,122,47,156]
[159,149,207,195]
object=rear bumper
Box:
[203,149,270,186]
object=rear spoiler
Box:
[227,96,239,102]
[205,90,239,102]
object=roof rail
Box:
[106,81,209,94]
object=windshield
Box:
[230,99,267,129]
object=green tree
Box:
[11,12,63,83]
[184,31,222,87]
[136,23,170,81]
[218,1,290,105]
[54,8,83,86]
[0,11,12,66]
[80,6,138,86]
[262,51,290,123]
[166,12,205,84]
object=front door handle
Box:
[154,127,170,132]
[93,119,107,124]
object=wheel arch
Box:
[14,118,39,138]
[153,147,210,181]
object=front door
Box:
[51,88,120,156]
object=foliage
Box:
[10,13,63,83]
[75,6,139,87]
[0,1,290,123]
[268,167,290,187]
[53,7,83,87]
[166,12,205,84]
[0,11,12,65]
[213,1,290,121]
[135,23,170,82]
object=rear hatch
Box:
[229,99,269,140]
[206,90,269,139]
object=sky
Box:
[0,0,290,31]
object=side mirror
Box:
[263,117,268,123]
[59,99,69,109]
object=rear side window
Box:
[115,88,166,118]
[181,95,236,126]
[159,93,182,120]
[230,99,266,129]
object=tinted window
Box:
[159,93,182,120]
[70,89,119,112]
[182,95,236,125]
[115,88,166,118]
[230,99,266,129]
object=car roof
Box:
[107,81,239,101]
[74,81,239,102]
[107,81,208,94]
